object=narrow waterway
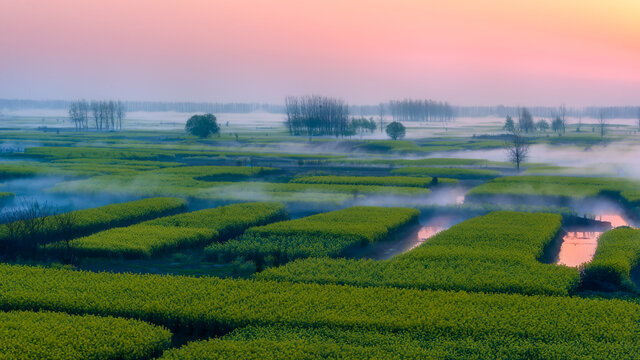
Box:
[556,214,630,267]
[357,215,458,260]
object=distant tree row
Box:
[389,99,455,123]
[68,100,125,131]
[503,107,567,135]
[285,95,351,138]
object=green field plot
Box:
[205,206,419,266]
[0,310,171,360]
[391,166,501,179]
[0,197,187,251]
[258,211,580,295]
[0,264,638,359]
[582,227,640,291]
[467,176,640,204]
[46,202,287,258]
[290,175,456,187]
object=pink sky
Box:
[1,0,639,105]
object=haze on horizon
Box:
[1,0,639,106]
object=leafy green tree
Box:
[185,114,220,138]
[536,119,549,133]
[503,116,515,132]
[386,121,406,140]
[551,117,564,135]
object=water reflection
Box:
[556,214,630,267]
[363,215,455,260]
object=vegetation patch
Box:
[0,197,187,254]
[158,323,640,360]
[391,166,501,179]
[467,176,640,205]
[291,175,449,188]
[205,206,419,267]
[0,310,171,360]
[582,228,640,291]
[47,202,288,259]
[258,211,580,295]
[0,264,638,356]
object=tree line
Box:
[285,95,351,138]
[68,100,126,131]
[389,99,455,122]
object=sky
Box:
[0,0,639,106]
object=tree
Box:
[576,115,583,132]
[518,108,534,133]
[185,114,220,138]
[536,119,549,133]
[351,117,377,139]
[558,104,567,134]
[551,117,564,135]
[378,103,385,134]
[505,128,530,173]
[285,95,350,139]
[598,110,607,139]
[115,101,126,130]
[386,121,406,140]
[503,116,515,133]
[51,210,78,263]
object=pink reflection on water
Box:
[556,214,629,267]
[408,224,447,252]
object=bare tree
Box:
[68,101,81,130]
[559,104,567,134]
[598,110,607,139]
[116,101,126,130]
[284,95,350,140]
[576,114,583,132]
[91,101,100,130]
[51,210,79,263]
[505,128,530,173]
[378,103,385,133]
[518,107,535,133]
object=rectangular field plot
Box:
[205,206,420,266]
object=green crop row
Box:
[258,211,580,296]
[290,175,457,188]
[329,157,508,167]
[582,228,640,291]
[46,202,288,259]
[0,197,187,248]
[205,206,419,266]
[22,145,343,162]
[0,310,171,360]
[159,323,640,360]
[391,166,501,179]
[52,174,432,205]
[467,176,640,205]
[1,263,639,357]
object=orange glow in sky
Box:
[1,0,639,104]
